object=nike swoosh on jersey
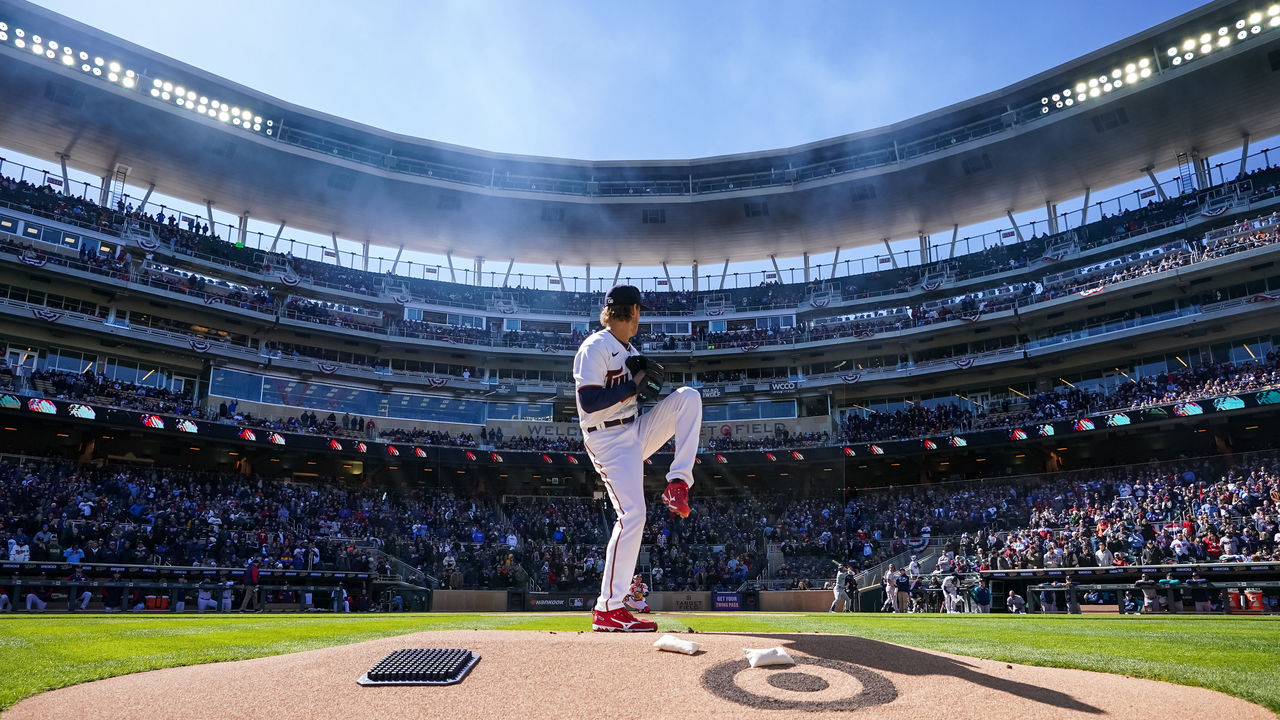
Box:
[611,351,619,356]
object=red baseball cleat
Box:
[662,480,691,518]
[592,607,657,632]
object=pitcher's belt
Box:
[585,415,636,434]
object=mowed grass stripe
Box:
[0,613,1276,714]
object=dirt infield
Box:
[8,629,1272,719]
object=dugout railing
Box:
[1023,580,1280,615]
[0,559,430,613]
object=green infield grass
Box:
[1,613,1277,715]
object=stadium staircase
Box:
[1177,152,1197,195]
[339,538,433,587]
[854,545,940,591]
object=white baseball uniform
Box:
[830,569,852,612]
[573,327,701,613]
[624,578,650,613]
[942,575,960,613]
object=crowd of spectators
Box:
[4,164,1280,353]
[1,444,1277,600]
[0,459,402,572]
[836,353,1280,444]
[138,262,277,314]
[14,341,1280,458]
[29,368,199,417]
[937,453,1280,574]
[283,298,381,331]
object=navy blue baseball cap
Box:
[605,284,649,309]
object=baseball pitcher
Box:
[575,284,702,632]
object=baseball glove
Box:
[626,354,665,402]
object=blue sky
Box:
[10,0,1257,287]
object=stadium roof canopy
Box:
[0,0,1279,266]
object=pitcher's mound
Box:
[8,630,1271,719]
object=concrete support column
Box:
[830,246,841,280]
[947,225,959,259]
[1192,152,1209,189]
[237,212,249,248]
[99,175,111,207]
[661,261,672,289]
[330,232,341,266]
[58,152,70,193]
[1005,210,1025,244]
[474,256,482,286]
[585,263,591,293]
[1238,134,1251,179]
[390,244,404,273]
[1079,187,1092,226]
[718,259,729,290]
[803,252,810,283]
[138,183,156,214]
[691,261,698,292]
[554,261,564,290]
[268,221,287,254]
[769,254,782,282]
[881,238,898,269]
[917,233,929,265]
[1045,202,1059,235]
[612,263,622,289]
[1142,169,1168,203]
[501,258,514,288]
[445,252,456,283]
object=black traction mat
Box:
[357,648,481,686]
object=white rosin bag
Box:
[743,647,795,668]
[653,634,703,655]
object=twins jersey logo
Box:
[604,368,630,388]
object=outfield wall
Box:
[759,590,832,612]
[431,589,833,613]
[431,590,508,612]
